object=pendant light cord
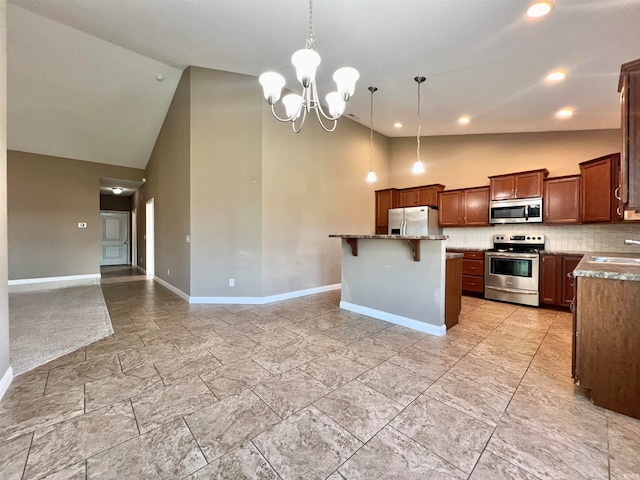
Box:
[416,79,421,162]
[370,87,374,170]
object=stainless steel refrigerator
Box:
[388,206,441,235]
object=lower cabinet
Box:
[449,250,485,294]
[445,256,462,329]
[539,254,583,307]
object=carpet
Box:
[9,285,114,375]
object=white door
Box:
[146,199,155,276]
[100,211,130,265]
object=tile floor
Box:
[1,267,639,479]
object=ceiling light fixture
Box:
[112,187,124,195]
[527,1,553,18]
[556,108,574,119]
[546,70,566,82]
[394,122,403,128]
[412,76,426,175]
[155,74,165,82]
[258,0,359,133]
[366,86,378,183]
[458,115,470,125]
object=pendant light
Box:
[412,76,426,174]
[366,86,378,183]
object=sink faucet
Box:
[625,239,640,245]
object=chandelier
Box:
[412,76,426,174]
[366,86,378,183]
[258,0,360,133]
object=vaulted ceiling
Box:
[7,0,640,169]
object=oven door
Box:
[484,252,539,292]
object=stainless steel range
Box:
[484,234,545,307]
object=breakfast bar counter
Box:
[329,234,451,336]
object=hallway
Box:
[0,269,639,479]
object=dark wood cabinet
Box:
[374,189,398,234]
[539,253,583,307]
[544,175,581,224]
[489,169,549,201]
[619,58,640,210]
[397,184,444,208]
[445,256,462,329]
[437,187,490,227]
[580,153,622,223]
[449,250,485,294]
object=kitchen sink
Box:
[588,256,640,265]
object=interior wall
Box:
[0,0,10,388]
[7,151,144,280]
[261,104,390,296]
[189,67,263,298]
[389,129,621,190]
[137,68,191,294]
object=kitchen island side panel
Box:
[339,239,446,329]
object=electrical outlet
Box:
[167,269,170,276]
[229,278,235,287]
[78,222,87,228]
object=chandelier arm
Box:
[313,107,338,132]
[292,107,309,133]
[311,81,340,121]
[270,103,299,123]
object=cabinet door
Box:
[398,189,418,207]
[544,176,580,224]
[375,189,396,234]
[417,186,438,206]
[438,191,462,226]
[463,187,490,226]
[539,254,558,305]
[581,158,613,223]
[490,176,515,200]
[627,66,640,209]
[561,256,582,306]
[515,171,545,198]
[612,154,624,221]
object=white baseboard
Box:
[0,366,14,402]
[136,266,146,274]
[190,283,341,305]
[8,274,101,292]
[153,276,189,301]
[340,301,446,337]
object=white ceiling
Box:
[7,0,640,170]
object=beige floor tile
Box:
[117,342,179,371]
[200,357,272,399]
[391,395,494,474]
[85,335,145,359]
[86,419,206,479]
[369,327,422,352]
[40,462,86,480]
[293,333,346,357]
[387,346,458,380]
[298,352,370,389]
[607,410,640,480]
[1,369,49,406]
[246,328,301,349]
[185,442,279,479]
[252,368,331,418]
[23,400,138,479]
[250,345,314,375]
[207,336,266,364]
[0,433,32,480]
[44,354,122,394]
[357,361,432,406]
[314,380,402,443]
[469,450,540,479]
[131,375,217,433]
[337,337,396,367]
[185,389,280,462]
[338,425,466,480]
[253,406,362,480]
[84,365,163,411]
[153,349,222,384]
[250,314,295,331]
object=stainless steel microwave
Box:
[489,197,543,224]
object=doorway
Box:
[100,211,130,266]
[146,198,155,277]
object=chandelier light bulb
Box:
[326,92,346,118]
[282,94,303,119]
[259,72,286,104]
[412,160,426,174]
[366,170,378,183]
[333,67,360,101]
[291,49,321,88]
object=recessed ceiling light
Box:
[112,187,124,195]
[394,122,403,128]
[458,116,470,125]
[546,70,566,82]
[555,108,573,119]
[527,1,553,18]
[155,74,165,82]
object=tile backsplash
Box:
[444,222,640,253]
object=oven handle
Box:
[486,286,538,295]
[486,253,539,259]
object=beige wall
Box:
[0,0,9,383]
[7,151,144,279]
[389,129,621,190]
[261,106,389,296]
[189,68,263,297]
[136,68,191,294]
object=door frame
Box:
[131,207,137,267]
[146,198,155,277]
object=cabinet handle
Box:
[567,271,575,279]
[614,186,621,200]
[617,205,622,216]
[569,300,575,313]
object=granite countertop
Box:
[446,253,464,259]
[329,234,448,240]
[539,250,587,256]
[446,247,488,252]
[573,252,640,282]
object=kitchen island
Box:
[329,234,454,336]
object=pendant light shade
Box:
[366,86,378,183]
[412,76,426,175]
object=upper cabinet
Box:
[398,184,445,208]
[619,58,640,210]
[438,186,490,227]
[489,169,549,201]
[374,189,398,234]
[580,153,623,223]
[544,175,581,224]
